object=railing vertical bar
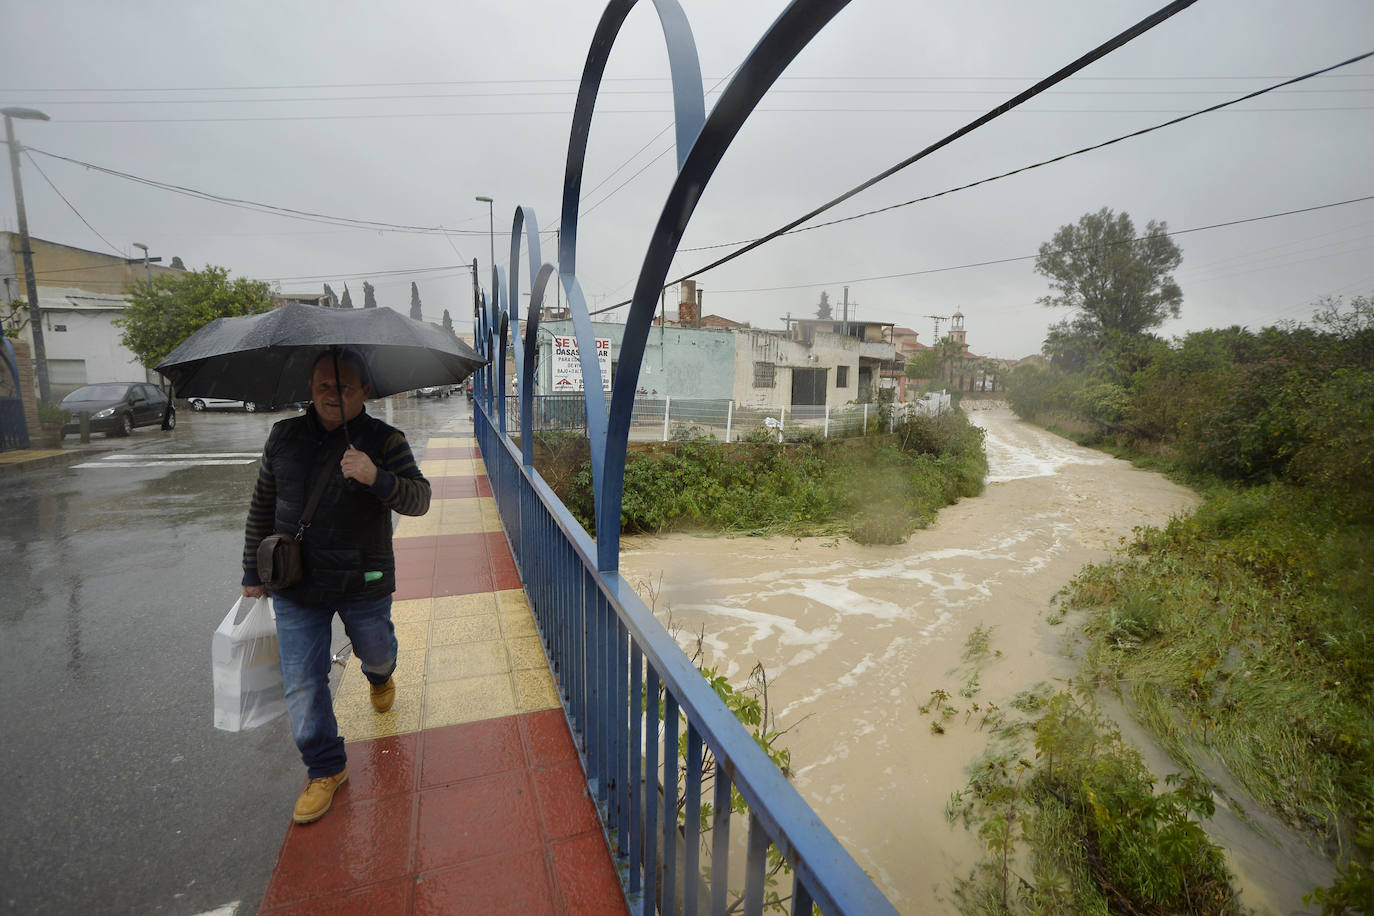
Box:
[684,724,703,916]
[600,590,614,804]
[609,606,623,852]
[790,876,814,916]
[709,767,731,915]
[584,566,598,773]
[743,813,768,916]
[662,692,680,916]
[572,539,584,734]
[590,574,606,800]
[617,618,631,857]
[629,643,644,895]
[643,666,660,915]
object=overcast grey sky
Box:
[2,0,1371,359]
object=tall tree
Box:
[441,309,454,335]
[169,256,186,270]
[340,284,354,309]
[322,283,338,308]
[1035,207,1182,337]
[816,290,832,320]
[905,348,938,382]
[115,266,273,368]
[363,281,377,309]
[410,282,422,320]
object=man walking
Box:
[241,350,431,824]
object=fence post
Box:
[824,404,830,439]
[662,395,671,442]
[863,403,868,435]
[725,399,733,443]
[778,404,785,443]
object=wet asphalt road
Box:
[0,396,469,915]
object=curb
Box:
[0,445,116,475]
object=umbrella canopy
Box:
[156,303,486,404]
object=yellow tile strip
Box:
[419,457,482,477]
[392,497,504,537]
[333,435,558,742]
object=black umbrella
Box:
[156,303,485,406]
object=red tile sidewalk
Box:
[259,435,627,915]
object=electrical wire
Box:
[674,49,1374,255]
[21,145,542,237]
[21,150,124,257]
[28,103,1374,125]
[13,84,1367,108]
[583,0,1206,316]
[6,72,1368,93]
[700,195,1374,295]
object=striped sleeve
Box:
[368,430,431,517]
[241,448,277,586]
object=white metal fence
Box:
[502,390,952,442]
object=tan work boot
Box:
[370,676,396,713]
[292,770,348,825]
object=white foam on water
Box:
[974,412,1114,482]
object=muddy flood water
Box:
[619,406,1329,914]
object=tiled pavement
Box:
[259,437,628,915]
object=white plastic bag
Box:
[212,595,286,731]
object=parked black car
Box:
[59,382,175,437]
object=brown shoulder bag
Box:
[256,447,344,590]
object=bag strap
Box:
[294,444,348,541]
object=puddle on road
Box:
[620,408,1317,913]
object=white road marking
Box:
[75,459,258,468]
[101,453,260,460]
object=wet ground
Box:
[620,407,1315,913]
[0,395,468,915]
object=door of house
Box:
[1,338,31,451]
[790,367,827,407]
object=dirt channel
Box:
[618,406,1324,914]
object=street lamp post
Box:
[3,106,51,405]
[132,242,152,285]
[474,195,495,292]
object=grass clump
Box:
[1065,485,1374,870]
[948,689,1243,915]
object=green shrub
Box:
[950,691,1242,914]
[565,411,987,541]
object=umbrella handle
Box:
[331,347,353,450]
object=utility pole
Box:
[130,242,161,284]
[4,107,51,404]
[470,257,480,323]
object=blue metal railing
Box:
[468,0,897,912]
[476,402,895,915]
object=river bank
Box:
[621,407,1201,912]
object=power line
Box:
[7,85,1368,107]
[27,104,1373,125]
[20,145,552,237]
[587,0,1204,315]
[6,72,1368,93]
[255,262,468,284]
[676,50,1374,255]
[21,151,123,256]
[702,195,1374,295]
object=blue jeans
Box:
[273,593,397,778]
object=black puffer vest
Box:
[266,407,398,605]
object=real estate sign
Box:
[551,335,611,392]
